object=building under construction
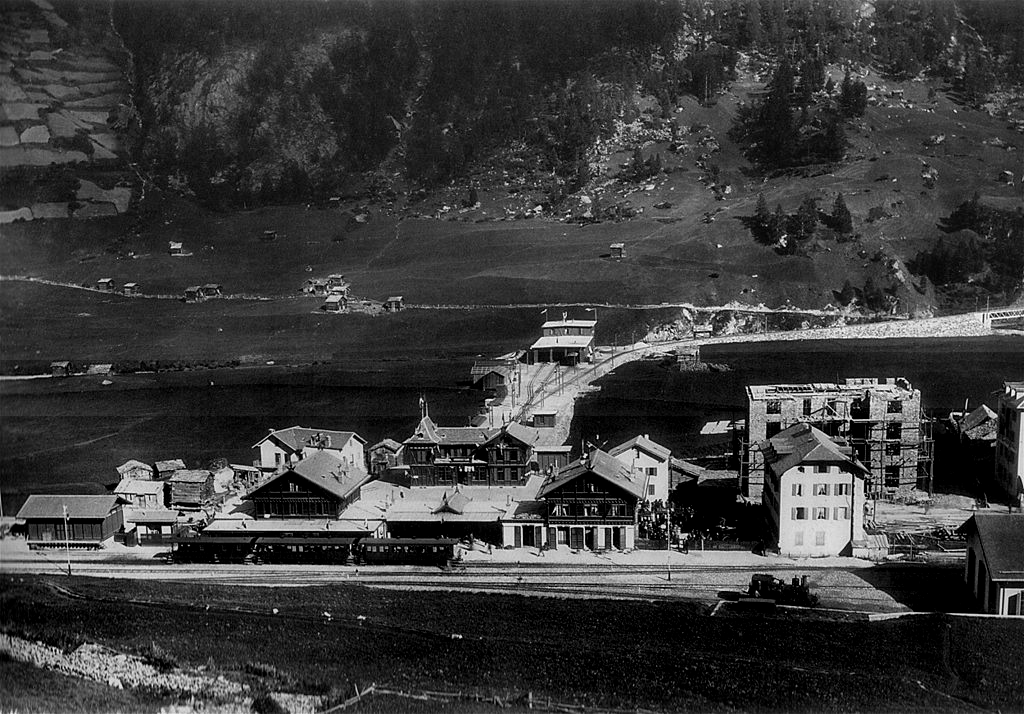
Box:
[737,378,933,501]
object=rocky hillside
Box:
[0,0,135,224]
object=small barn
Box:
[183,286,204,303]
[368,438,403,476]
[383,296,404,312]
[610,243,626,259]
[154,459,186,480]
[123,282,140,296]
[261,230,278,241]
[97,278,114,291]
[306,279,329,296]
[16,495,125,548]
[167,469,215,508]
[50,361,71,378]
[116,459,155,481]
[323,294,346,313]
[169,241,187,257]
[471,361,513,391]
[201,284,222,298]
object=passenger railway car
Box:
[356,538,457,566]
[168,534,458,567]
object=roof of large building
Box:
[542,319,596,329]
[403,415,497,446]
[252,426,365,452]
[504,421,542,447]
[609,435,671,462]
[248,450,368,502]
[761,423,869,477]
[17,495,122,520]
[960,514,1024,582]
[530,335,594,350]
[747,378,917,400]
[538,449,646,500]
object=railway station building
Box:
[527,317,596,365]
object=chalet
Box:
[245,450,370,518]
[201,284,222,298]
[535,449,644,550]
[253,426,366,473]
[761,423,869,557]
[17,495,125,548]
[183,286,204,303]
[383,296,404,312]
[169,241,187,256]
[960,513,1024,616]
[306,279,329,296]
[610,242,626,259]
[116,459,155,481]
[323,294,345,313]
[50,361,71,378]
[96,278,114,291]
[401,415,537,487]
[368,438,403,476]
[167,469,215,508]
[154,459,186,480]
[123,282,140,296]
[114,478,165,509]
[528,317,596,365]
[471,360,516,392]
[609,434,672,502]
[327,275,349,296]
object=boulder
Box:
[20,125,51,144]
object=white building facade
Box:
[762,424,868,557]
[253,427,366,473]
[995,381,1024,504]
[609,435,671,502]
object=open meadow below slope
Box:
[1,575,1022,713]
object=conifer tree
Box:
[831,193,853,234]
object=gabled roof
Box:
[168,469,211,484]
[114,479,165,496]
[503,421,541,447]
[538,449,646,500]
[670,457,705,482]
[154,459,186,472]
[432,490,470,515]
[959,514,1024,582]
[17,495,122,520]
[116,459,153,476]
[252,426,365,452]
[1001,382,1024,410]
[248,451,367,502]
[404,415,441,445]
[761,424,869,478]
[609,435,671,462]
[530,335,593,350]
[370,438,403,453]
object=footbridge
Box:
[980,308,1024,328]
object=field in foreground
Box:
[2,575,1023,713]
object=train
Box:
[167,534,459,567]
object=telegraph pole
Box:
[62,503,72,577]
